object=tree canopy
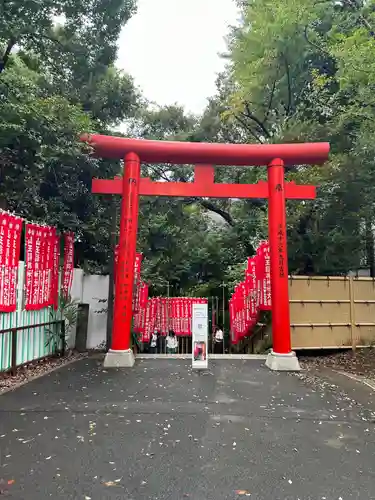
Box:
[0,0,139,271]
[1,0,375,298]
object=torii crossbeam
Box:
[85,134,329,371]
[92,166,316,199]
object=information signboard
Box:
[192,302,208,369]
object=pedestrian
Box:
[149,329,159,354]
[157,330,165,353]
[166,330,178,354]
[214,326,224,354]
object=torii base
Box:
[103,349,135,368]
[265,350,301,371]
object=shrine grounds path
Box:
[1,357,375,500]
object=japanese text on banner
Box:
[61,232,74,299]
[0,212,22,313]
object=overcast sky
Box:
[116,0,239,115]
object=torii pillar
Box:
[84,134,329,370]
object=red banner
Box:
[39,227,47,307]
[229,299,237,344]
[61,232,74,299]
[132,253,143,312]
[142,298,152,342]
[138,283,148,337]
[50,231,60,309]
[25,224,38,311]
[229,240,272,341]
[134,253,142,282]
[246,257,258,326]
[259,241,271,310]
[42,228,53,308]
[134,281,149,334]
[25,224,58,311]
[0,212,23,313]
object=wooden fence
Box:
[289,276,375,350]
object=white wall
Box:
[71,268,84,303]
[67,268,84,348]
[72,269,109,349]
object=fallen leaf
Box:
[103,481,118,487]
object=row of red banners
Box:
[118,250,209,342]
[229,241,271,344]
[0,211,74,313]
[114,248,208,343]
[136,297,208,343]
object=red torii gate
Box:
[86,134,329,370]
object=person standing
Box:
[149,329,159,354]
[157,330,165,353]
[166,330,178,354]
[214,326,224,354]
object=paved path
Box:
[1,358,375,499]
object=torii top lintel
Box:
[84,134,330,166]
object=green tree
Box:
[219,0,375,275]
[0,1,140,272]
[0,0,136,76]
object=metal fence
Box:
[0,308,65,374]
[139,333,234,355]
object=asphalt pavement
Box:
[0,357,375,499]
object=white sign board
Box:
[192,302,208,369]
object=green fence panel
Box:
[0,310,12,372]
[16,308,52,366]
[0,307,61,373]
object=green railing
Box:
[0,308,65,374]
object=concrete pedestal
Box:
[265,350,301,372]
[103,349,135,368]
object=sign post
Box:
[192,302,208,370]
